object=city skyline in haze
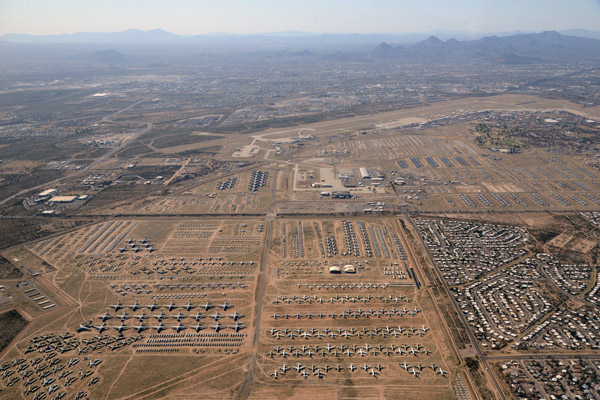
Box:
[1,0,599,36]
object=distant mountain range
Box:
[1,30,599,64]
[2,28,600,44]
[371,31,600,63]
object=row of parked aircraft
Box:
[108,299,233,312]
[78,319,245,333]
[97,309,243,322]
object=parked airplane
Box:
[77,321,93,333]
[128,300,141,311]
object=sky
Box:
[0,0,599,36]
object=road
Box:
[234,214,274,400]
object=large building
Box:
[359,167,370,179]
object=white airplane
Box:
[218,300,232,311]
[369,368,380,377]
[118,311,130,322]
[437,368,448,377]
[77,320,93,332]
[166,301,177,311]
[98,311,112,322]
[292,363,304,372]
[183,301,195,312]
[192,322,205,332]
[172,311,187,321]
[401,361,411,371]
[410,368,420,377]
[133,323,148,333]
[146,301,159,311]
[210,311,223,321]
[280,364,290,373]
[201,301,214,311]
[112,323,128,333]
[110,301,123,311]
[128,300,141,311]
[135,311,148,321]
[361,363,370,371]
[270,370,280,379]
[210,321,224,332]
[300,370,309,378]
[230,321,245,332]
[228,310,244,321]
[171,322,187,333]
[152,322,166,332]
[154,310,167,321]
[348,364,357,372]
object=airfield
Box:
[1,94,600,399]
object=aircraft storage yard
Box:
[0,22,600,400]
[1,93,600,399]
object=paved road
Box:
[486,354,600,361]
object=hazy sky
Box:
[1,0,599,36]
